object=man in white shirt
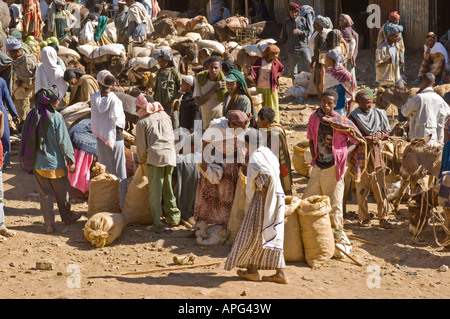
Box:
[401,72,450,146]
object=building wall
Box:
[399,0,429,49]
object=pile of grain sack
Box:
[284,195,352,268]
[284,71,315,101]
[83,158,153,248]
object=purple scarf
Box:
[19,86,59,172]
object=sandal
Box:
[236,269,260,282]
[261,274,289,285]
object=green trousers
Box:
[147,165,181,232]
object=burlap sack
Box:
[87,173,120,217]
[84,212,126,248]
[292,142,312,177]
[283,196,304,262]
[298,195,335,268]
[226,168,247,244]
[122,164,153,225]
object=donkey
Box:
[399,135,444,241]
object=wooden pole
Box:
[121,262,222,276]
[335,245,363,267]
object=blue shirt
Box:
[34,111,75,171]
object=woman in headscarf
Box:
[90,70,127,209]
[339,13,359,86]
[323,49,355,116]
[19,85,82,233]
[225,128,287,285]
[64,68,99,105]
[223,69,257,128]
[35,46,68,98]
[21,0,43,40]
[250,44,284,123]
[154,48,182,129]
[418,32,449,83]
[193,110,250,227]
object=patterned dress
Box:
[224,174,286,271]
[193,140,248,226]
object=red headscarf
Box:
[262,44,280,60]
[389,11,400,22]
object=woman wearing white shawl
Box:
[35,46,68,98]
[127,0,154,42]
[224,128,288,285]
[90,70,127,209]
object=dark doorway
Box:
[341,0,371,49]
[431,0,450,39]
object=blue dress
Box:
[0,77,19,166]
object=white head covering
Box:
[35,46,68,97]
[182,75,194,87]
[97,70,116,87]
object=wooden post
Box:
[245,0,248,18]
[231,0,236,16]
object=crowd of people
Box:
[0,0,449,286]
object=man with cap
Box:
[278,2,311,84]
[401,72,450,147]
[153,48,182,129]
[375,22,404,87]
[7,37,38,123]
[349,89,392,228]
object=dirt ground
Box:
[0,49,449,301]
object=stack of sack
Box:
[283,195,353,268]
[284,71,311,100]
[292,140,312,178]
[83,163,126,248]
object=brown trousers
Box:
[355,168,389,221]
